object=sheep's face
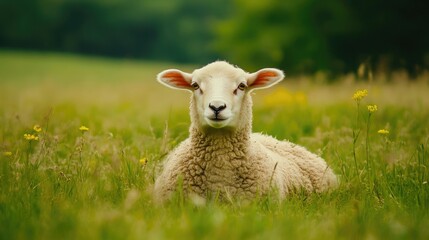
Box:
[157,61,284,130]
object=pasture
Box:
[0,51,428,239]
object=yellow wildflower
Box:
[139,158,147,165]
[352,89,368,101]
[33,124,42,132]
[24,133,39,141]
[79,126,89,132]
[367,104,378,113]
[378,129,389,135]
[3,151,13,156]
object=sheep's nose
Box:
[209,101,226,113]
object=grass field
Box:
[1,50,429,239]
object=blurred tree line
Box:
[0,0,230,63]
[1,0,428,75]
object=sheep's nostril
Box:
[209,102,227,113]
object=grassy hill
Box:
[0,51,428,239]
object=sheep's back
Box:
[250,133,338,194]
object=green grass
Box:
[1,50,429,239]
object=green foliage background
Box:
[1,0,428,73]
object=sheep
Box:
[154,61,338,202]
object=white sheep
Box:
[154,61,337,202]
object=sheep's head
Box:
[157,61,284,130]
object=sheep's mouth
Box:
[206,116,230,128]
[204,112,231,128]
[208,117,228,122]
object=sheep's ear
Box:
[157,69,193,91]
[247,68,284,90]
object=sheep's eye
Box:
[238,82,247,91]
[191,82,199,90]
[233,82,247,95]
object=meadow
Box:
[0,50,428,239]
